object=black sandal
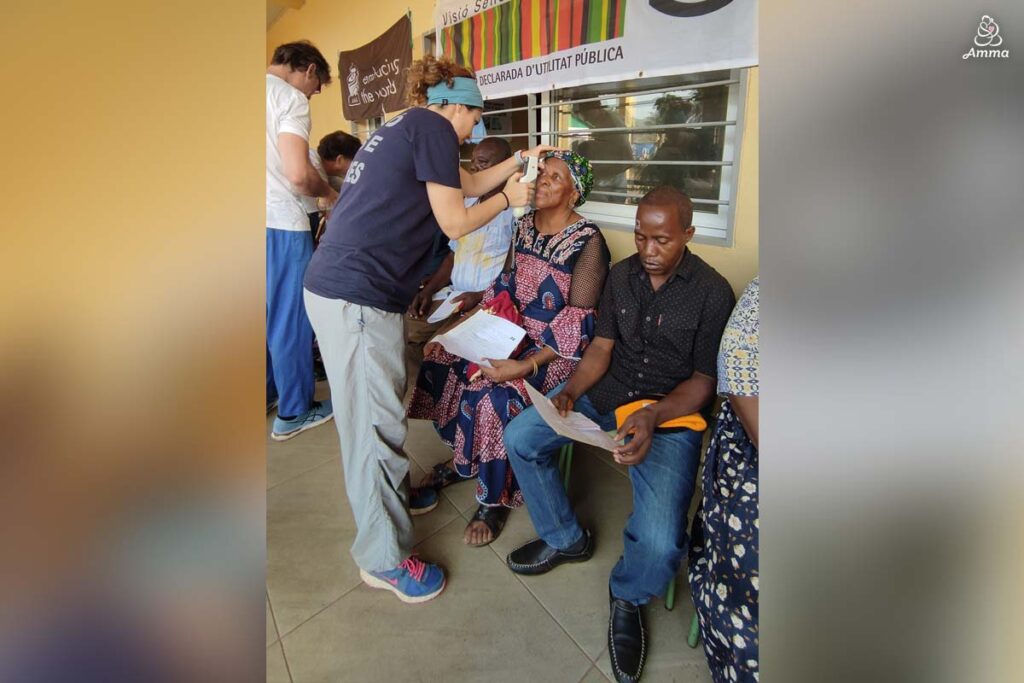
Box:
[420,461,462,490]
[465,504,510,547]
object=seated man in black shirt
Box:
[503,186,735,683]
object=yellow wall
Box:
[267,0,438,139]
[267,2,758,295]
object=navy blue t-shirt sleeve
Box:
[412,116,462,188]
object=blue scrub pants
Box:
[267,228,314,417]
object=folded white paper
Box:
[432,309,526,368]
[427,289,466,323]
[524,383,621,452]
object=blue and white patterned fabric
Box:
[717,277,759,397]
[448,197,515,293]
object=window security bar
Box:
[480,78,738,117]
[589,190,727,205]
[548,121,735,135]
[590,160,732,166]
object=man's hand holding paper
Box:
[523,383,621,452]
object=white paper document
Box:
[433,310,526,368]
[431,286,452,302]
[524,383,622,452]
[427,289,466,323]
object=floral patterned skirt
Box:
[688,398,759,683]
[407,345,573,508]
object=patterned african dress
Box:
[407,212,608,508]
[688,277,759,683]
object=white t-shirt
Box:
[266,74,311,231]
[300,149,328,214]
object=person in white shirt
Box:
[266,41,337,440]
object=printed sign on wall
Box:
[435,0,757,99]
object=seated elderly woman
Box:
[407,151,610,546]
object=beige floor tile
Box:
[579,664,613,683]
[267,435,337,491]
[267,596,278,646]
[268,456,460,637]
[266,382,343,490]
[594,598,713,683]
[489,453,635,660]
[267,641,291,683]
[414,496,467,545]
[267,460,362,636]
[282,520,593,683]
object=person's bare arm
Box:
[408,253,454,319]
[729,394,759,449]
[459,144,560,197]
[479,345,561,383]
[278,133,338,201]
[550,337,615,417]
[459,157,520,198]
[426,176,532,239]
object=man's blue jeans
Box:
[504,383,703,605]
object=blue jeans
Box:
[267,228,315,417]
[504,383,703,605]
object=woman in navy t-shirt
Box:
[303,55,554,604]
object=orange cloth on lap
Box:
[614,398,707,433]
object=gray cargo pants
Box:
[303,289,414,572]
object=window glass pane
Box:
[550,71,732,211]
[461,94,531,168]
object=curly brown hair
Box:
[406,54,476,106]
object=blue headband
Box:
[426,76,484,109]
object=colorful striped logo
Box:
[441,0,628,72]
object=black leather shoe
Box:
[608,596,647,683]
[506,530,594,575]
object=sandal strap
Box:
[471,504,510,536]
[429,462,461,488]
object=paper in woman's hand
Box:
[432,310,526,368]
[524,383,621,452]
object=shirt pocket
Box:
[657,308,701,362]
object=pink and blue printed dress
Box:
[407,211,609,508]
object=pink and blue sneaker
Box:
[359,556,446,604]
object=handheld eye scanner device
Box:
[512,154,539,218]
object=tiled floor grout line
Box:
[276,580,363,644]
[267,590,282,646]
[577,664,610,683]
[413,511,466,548]
[442,496,598,672]
[276,512,465,646]
[266,594,294,683]
[507,568,601,669]
[266,452,337,492]
[276,641,294,683]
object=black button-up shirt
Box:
[587,250,736,415]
